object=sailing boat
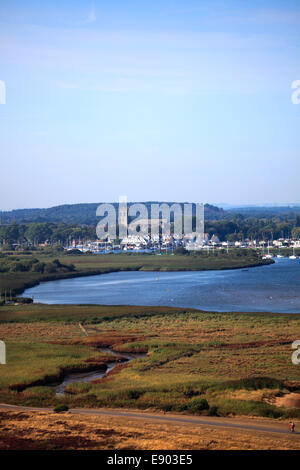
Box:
[277,246,284,258]
[263,241,273,259]
[289,246,297,259]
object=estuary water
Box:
[22,258,300,313]
[56,348,146,395]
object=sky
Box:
[0,0,300,210]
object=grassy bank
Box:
[0,304,299,419]
[0,250,273,297]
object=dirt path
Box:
[1,403,299,437]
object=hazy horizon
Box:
[2,200,300,213]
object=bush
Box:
[52,259,62,267]
[212,376,285,392]
[54,404,69,413]
[258,407,282,419]
[32,262,46,273]
[127,390,144,400]
[182,386,197,398]
[208,405,219,416]
[187,398,209,413]
[215,399,285,419]
[44,263,57,273]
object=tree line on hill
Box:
[0,202,225,225]
[0,215,300,248]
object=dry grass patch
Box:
[1,408,300,450]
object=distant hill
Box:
[0,202,225,225]
[227,206,300,218]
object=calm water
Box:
[23,258,300,313]
[56,348,146,395]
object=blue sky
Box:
[0,0,299,210]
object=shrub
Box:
[212,376,285,392]
[52,259,62,267]
[215,399,285,419]
[32,262,46,273]
[208,405,219,416]
[182,386,197,398]
[258,407,282,419]
[127,389,143,399]
[187,398,209,413]
[44,263,57,273]
[54,404,69,413]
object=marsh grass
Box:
[0,305,299,418]
[0,341,107,393]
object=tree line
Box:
[0,257,75,274]
[205,215,300,241]
[0,223,95,247]
[0,216,300,247]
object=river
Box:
[56,348,146,395]
[22,258,300,314]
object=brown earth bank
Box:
[0,407,300,450]
[276,393,300,409]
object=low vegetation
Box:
[0,304,299,420]
[54,404,69,413]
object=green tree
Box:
[25,223,52,245]
[292,227,300,239]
